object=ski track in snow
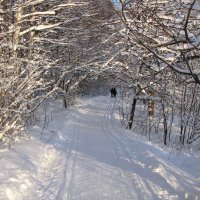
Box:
[103,100,148,200]
[0,96,200,200]
[102,100,136,200]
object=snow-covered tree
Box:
[0,0,117,144]
[111,0,200,145]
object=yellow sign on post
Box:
[148,100,154,116]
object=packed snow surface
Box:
[0,96,200,200]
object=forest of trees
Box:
[0,0,200,148]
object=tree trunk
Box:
[162,103,168,145]
[63,99,67,109]
[128,97,137,129]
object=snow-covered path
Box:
[0,96,200,200]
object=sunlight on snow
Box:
[152,164,179,190]
[0,96,200,200]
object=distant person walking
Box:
[110,88,117,98]
[113,88,117,97]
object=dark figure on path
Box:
[113,88,117,97]
[110,88,114,97]
[110,88,117,98]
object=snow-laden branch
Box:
[184,0,197,42]
[19,23,61,36]
[21,11,56,19]
[23,0,45,7]
[52,3,82,11]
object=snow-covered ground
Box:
[0,96,200,200]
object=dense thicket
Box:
[0,0,114,145]
[113,0,200,146]
[0,0,200,147]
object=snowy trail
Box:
[0,96,200,200]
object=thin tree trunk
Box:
[162,103,168,145]
[63,99,67,109]
[128,97,137,129]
